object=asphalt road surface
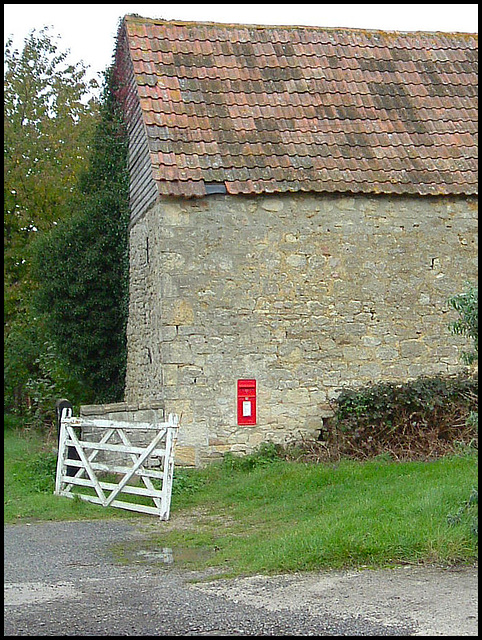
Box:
[4,519,478,636]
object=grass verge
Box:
[162,452,478,575]
[4,418,478,576]
[4,419,139,522]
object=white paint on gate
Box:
[55,412,179,520]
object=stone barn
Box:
[82,15,478,466]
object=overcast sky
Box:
[4,3,479,87]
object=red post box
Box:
[237,379,256,425]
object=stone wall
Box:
[123,192,478,466]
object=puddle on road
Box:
[137,546,215,566]
[136,547,175,564]
[111,542,215,568]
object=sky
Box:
[4,3,479,88]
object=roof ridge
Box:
[123,14,478,38]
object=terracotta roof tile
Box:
[114,16,478,199]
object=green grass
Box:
[4,417,478,576]
[165,454,477,574]
[4,420,138,522]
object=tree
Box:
[4,28,100,418]
[4,27,99,329]
[32,68,130,403]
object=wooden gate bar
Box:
[104,428,166,507]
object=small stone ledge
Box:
[81,402,138,416]
[80,401,165,418]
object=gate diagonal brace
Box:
[115,429,163,509]
[104,429,167,507]
[66,426,108,505]
[62,428,116,493]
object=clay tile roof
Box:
[114,15,478,204]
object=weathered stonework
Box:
[122,192,477,466]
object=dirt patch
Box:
[4,581,81,606]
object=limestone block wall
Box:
[124,192,478,466]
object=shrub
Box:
[322,372,478,460]
[448,284,478,365]
[32,67,130,404]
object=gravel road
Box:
[4,519,478,636]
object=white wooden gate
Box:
[55,412,179,520]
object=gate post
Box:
[55,399,79,477]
